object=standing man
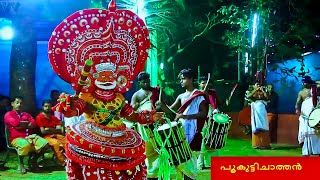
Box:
[298,85,320,156]
[36,100,66,166]
[246,79,271,149]
[4,96,49,174]
[266,84,279,143]
[296,76,314,147]
[159,68,208,180]
[296,76,313,115]
[197,75,222,169]
[131,72,162,180]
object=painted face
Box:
[180,75,192,88]
[12,98,23,112]
[94,70,117,90]
[139,78,151,90]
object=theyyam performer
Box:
[47,0,164,179]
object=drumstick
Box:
[204,73,211,91]
[158,88,177,116]
[227,84,238,103]
[74,59,93,98]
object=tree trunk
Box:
[10,11,37,116]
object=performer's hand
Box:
[152,112,165,123]
[225,99,230,106]
[295,109,301,115]
[174,113,187,121]
[52,93,75,114]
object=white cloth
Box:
[298,97,320,155]
[179,90,205,143]
[54,111,64,121]
[177,89,205,179]
[64,114,85,127]
[250,100,269,133]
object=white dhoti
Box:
[251,100,269,133]
[298,97,320,156]
[175,90,205,179]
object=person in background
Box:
[159,68,208,180]
[50,90,64,121]
[197,76,222,170]
[130,72,163,180]
[4,96,49,174]
[246,79,271,149]
[266,84,279,143]
[36,100,66,166]
[0,95,11,151]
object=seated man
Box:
[4,96,49,174]
[36,100,66,166]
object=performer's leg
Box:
[252,131,271,149]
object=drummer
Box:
[131,72,164,179]
[158,68,208,179]
[297,77,320,156]
[198,75,223,170]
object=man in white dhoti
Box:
[246,81,271,149]
[296,76,313,146]
[131,72,162,180]
[299,97,320,155]
[298,90,320,156]
[159,68,208,180]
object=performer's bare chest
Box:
[180,92,192,104]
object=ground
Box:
[0,139,301,180]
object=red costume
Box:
[48,1,159,179]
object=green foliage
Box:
[214,0,317,79]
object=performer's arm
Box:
[158,94,181,115]
[176,100,209,120]
[295,91,303,114]
[52,94,86,118]
[120,101,163,124]
[246,87,257,99]
[130,92,139,111]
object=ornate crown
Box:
[95,62,116,73]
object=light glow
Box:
[251,13,258,47]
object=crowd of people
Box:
[0,90,85,174]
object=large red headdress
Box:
[48,0,150,93]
